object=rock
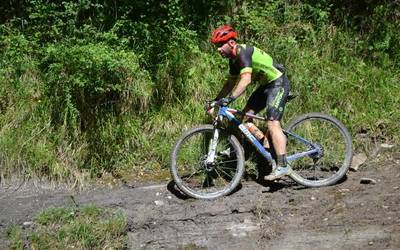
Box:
[154,200,164,206]
[22,221,34,228]
[310,196,316,201]
[262,187,271,193]
[370,143,397,158]
[381,143,394,149]
[350,153,368,171]
[360,178,377,185]
[226,219,260,237]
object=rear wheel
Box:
[285,113,353,187]
[171,125,245,199]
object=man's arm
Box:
[214,75,239,100]
[229,72,252,99]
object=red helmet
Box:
[210,25,237,45]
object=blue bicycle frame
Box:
[218,106,322,163]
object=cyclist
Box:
[208,24,291,180]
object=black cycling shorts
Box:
[245,75,290,121]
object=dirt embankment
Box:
[1,149,399,249]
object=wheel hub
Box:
[199,155,215,172]
[310,143,324,159]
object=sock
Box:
[277,154,287,168]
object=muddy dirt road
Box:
[1,149,399,249]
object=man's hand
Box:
[215,96,235,107]
[207,107,215,115]
[206,96,235,115]
[206,101,215,115]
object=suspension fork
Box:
[206,116,222,164]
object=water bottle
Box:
[245,122,265,141]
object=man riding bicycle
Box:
[208,25,291,180]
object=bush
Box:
[41,43,152,131]
[40,43,154,175]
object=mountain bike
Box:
[170,100,353,199]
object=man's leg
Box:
[263,76,291,180]
[243,84,267,120]
[267,120,286,158]
[264,121,291,180]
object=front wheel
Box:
[285,113,353,187]
[171,125,245,199]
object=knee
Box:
[267,120,282,132]
[243,107,256,115]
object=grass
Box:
[7,205,127,250]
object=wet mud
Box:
[1,150,399,249]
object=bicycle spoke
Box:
[202,173,212,188]
[213,168,230,186]
[182,168,203,181]
[214,159,238,165]
[215,166,234,180]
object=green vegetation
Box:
[0,1,399,183]
[7,205,127,249]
